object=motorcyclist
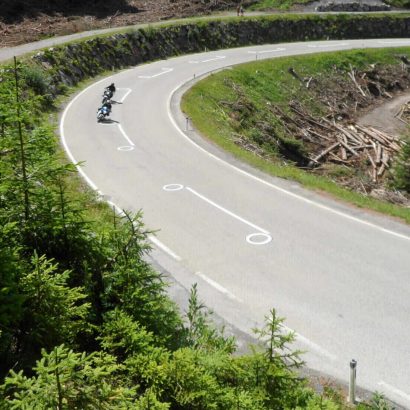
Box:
[106,83,116,94]
[98,100,112,116]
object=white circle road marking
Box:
[246,232,272,245]
[117,145,135,151]
[163,184,184,191]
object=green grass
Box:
[250,0,313,10]
[386,0,410,7]
[182,48,410,223]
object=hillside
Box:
[0,0,246,47]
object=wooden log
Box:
[381,151,390,168]
[390,142,402,152]
[313,142,340,162]
[376,144,382,164]
[368,127,394,144]
[329,152,349,163]
[377,163,386,177]
[339,140,359,156]
[322,117,362,145]
[348,65,367,97]
[307,128,332,141]
[372,168,377,183]
[366,150,377,170]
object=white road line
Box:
[119,88,132,102]
[378,381,410,404]
[189,55,226,64]
[168,80,410,242]
[281,324,337,361]
[202,56,226,63]
[307,42,349,48]
[138,67,173,79]
[60,75,124,195]
[117,124,135,146]
[185,186,270,235]
[195,272,242,301]
[107,200,126,216]
[248,47,286,54]
[148,235,182,261]
[107,205,180,264]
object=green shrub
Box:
[391,137,410,192]
[386,0,410,8]
[21,65,51,96]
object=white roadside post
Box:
[348,359,357,404]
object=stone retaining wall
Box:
[32,14,410,89]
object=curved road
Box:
[60,39,410,407]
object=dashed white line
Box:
[117,123,135,146]
[281,324,337,361]
[148,235,182,261]
[378,381,410,404]
[307,42,349,48]
[189,55,226,64]
[107,206,180,266]
[185,186,269,235]
[138,67,173,79]
[248,47,286,54]
[195,272,242,302]
[119,88,132,102]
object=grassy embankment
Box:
[386,0,410,7]
[250,0,313,10]
[251,0,410,8]
[182,47,410,223]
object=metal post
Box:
[186,117,189,131]
[348,359,357,404]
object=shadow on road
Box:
[99,118,119,124]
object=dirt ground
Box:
[0,0,246,47]
[359,91,410,134]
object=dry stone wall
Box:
[33,14,410,89]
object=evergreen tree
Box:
[14,254,90,370]
[392,138,410,192]
[1,345,135,409]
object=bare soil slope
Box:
[0,0,245,47]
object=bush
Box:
[391,138,410,192]
[22,65,51,96]
[386,0,410,8]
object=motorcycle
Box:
[102,89,113,104]
[97,105,111,122]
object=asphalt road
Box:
[59,38,410,407]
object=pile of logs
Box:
[271,101,406,182]
[395,101,410,125]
